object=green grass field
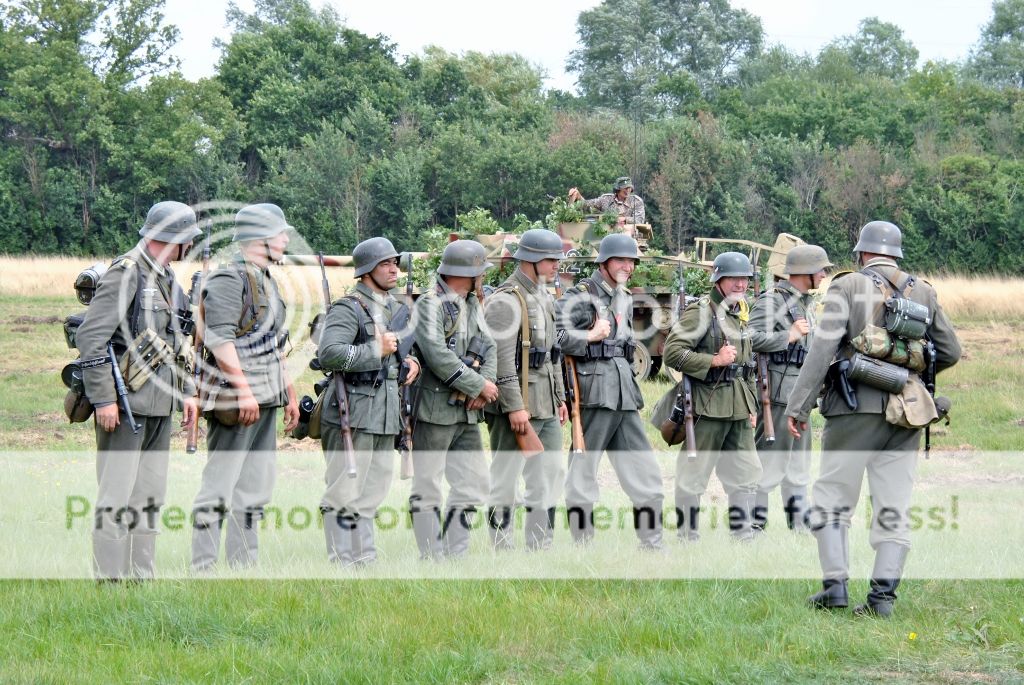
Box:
[1,292,1023,683]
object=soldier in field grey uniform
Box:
[786,221,961,618]
[190,203,300,572]
[662,252,767,542]
[316,237,420,565]
[409,240,499,559]
[484,229,569,551]
[747,245,833,533]
[556,234,664,549]
[77,201,200,580]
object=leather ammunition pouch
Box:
[528,347,550,369]
[700,361,756,385]
[584,339,636,362]
[119,328,175,392]
[769,344,807,366]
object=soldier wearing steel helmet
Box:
[663,251,772,542]
[747,244,834,534]
[75,200,201,580]
[408,240,498,559]
[190,203,300,572]
[567,176,646,224]
[315,237,421,565]
[483,229,569,551]
[556,233,664,549]
[786,221,961,618]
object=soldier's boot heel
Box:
[853,542,908,619]
[487,506,514,551]
[675,496,701,542]
[633,501,664,550]
[728,491,756,542]
[566,504,594,545]
[808,524,850,609]
[93,534,130,581]
[411,507,444,561]
[808,579,849,609]
[324,510,357,566]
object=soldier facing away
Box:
[556,233,664,549]
[663,252,769,542]
[747,245,833,533]
[316,237,420,565]
[76,201,201,580]
[190,203,300,572]
[483,228,569,551]
[786,221,961,618]
[408,240,499,560]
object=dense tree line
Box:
[3,0,1024,272]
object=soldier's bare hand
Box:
[787,416,807,439]
[749,413,757,429]
[711,342,737,367]
[788,319,810,342]
[237,390,260,426]
[557,403,569,426]
[181,397,198,430]
[283,396,300,432]
[96,404,120,433]
[480,380,499,403]
[568,187,583,202]
[403,358,420,385]
[466,397,487,411]
[508,409,530,435]
[379,331,399,357]
[587,318,611,343]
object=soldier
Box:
[567,176,646,225]
[556,233,664,549]
[747,245,833,533]
[662,252,766,542]
[76,201,200,580]
[316,237,421,565]
[409,240,499,559]
[786,221,961,617]
[190,203,300,572]
[484,229,569,551]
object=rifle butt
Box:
[515,422,545,459]
[400,449,414,480]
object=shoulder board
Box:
[830,269,856,282]
[111,256,137,270]
[575,283,588,292]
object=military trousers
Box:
[486,414,565,511]
[755,400,812,492]
[675,417,761,499]
[93,413,171,579]
[191,408,278,570]
[565,408,663,509]
[320,428,395,519]
[410,420,489,511]
[811,413,920,549]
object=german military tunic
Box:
[581,192,646,224]
[747,280,815,408]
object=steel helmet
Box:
[710,251,754,283]
[353,237,400,277]
[784,245,834,275]
[853,221,903,258]
[513,229,564,262]
[438,240,493,277]
[138,201,201,244]
[595,233,640,263]
[233,203,293,242]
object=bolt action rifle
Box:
[553,275,585,454]
[186,223,211,453]
[319,252,356,479]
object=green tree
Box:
[824,17,919,81]
[967,0,1024,88]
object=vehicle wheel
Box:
[632,344,652,380]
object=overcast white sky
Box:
[165,0,996,92]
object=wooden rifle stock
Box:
[554,276,585,453]
[514,420,545,458]
[756,353,775,444]
[318,253,357,479]
[399,254,416,480]
[186,224,211,453]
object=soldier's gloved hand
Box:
[402,358,420,385]
[237,389,260,426]
[96,404,120,433]
[379,331,399,357]
[587,318,611,342]
[711,342,737,367]
[788,319,810,342]
[480,379,499,403]
[181,397,198,429]
[508,409,531,435]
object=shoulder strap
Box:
[235,264,261,336]
[435,282,464,342]
[496,285,532,406]
[341,294,374,345]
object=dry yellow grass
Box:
[0,255,1020,320]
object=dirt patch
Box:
[9,326,31,333]
[11,315,61,325]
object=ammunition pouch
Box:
[584,339,636,362]
[884,297,931,340]
[700,361,756,385]
[343,369,383,388]
[235,328,288,359]
[847,352,908,394]
[175,308,196,338]
[550,344,562,366]
[120,329,175,392]
[769,344,807,366]
[528,347,549,369]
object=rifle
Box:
[447,274,489,407]
[318,253,356,479]
[923,340,937,459]
[756,352,775,444]
[109,342,141,434]
[553,275,585,454]
[397,254,416,480]
[660,263,696,458]
[186,223,211,453]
